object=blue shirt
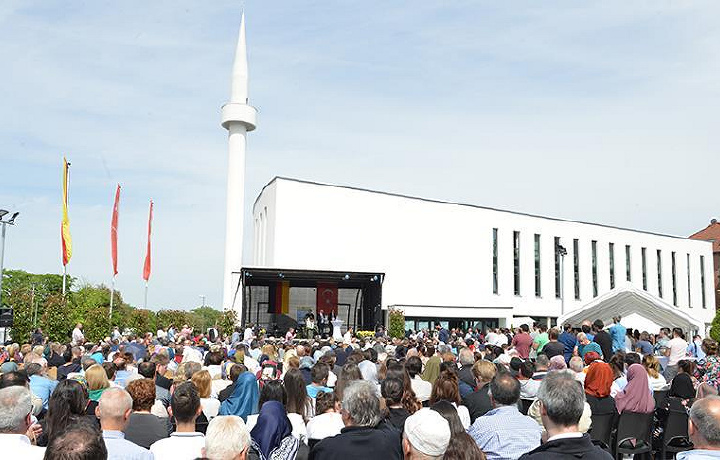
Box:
[558,332,577,362]
[29,375,57,410]
[102,430,154,460]
[468,405,542,460]
[306,384,332,399]
[609,323,627,353]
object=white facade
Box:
[252,177,716,329]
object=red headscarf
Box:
[585,362,614,398]
[615,364,655,414]
[584,351,601,366]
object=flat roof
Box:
[255,176,705,243]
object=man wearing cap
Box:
[403,408,451,459]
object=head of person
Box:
[548,329,559,341]
[472,360,497,387]
[520,324,529,333]
[259,380,287,408]
[406,356,423,378]
[191,369,213,399]
[315,390,337,415]
[137,361,156,379]
[584,362,614,398]
[643,355,661,379]
[458,348,475,367]
[282,368,309,418]
[518,361,535,380]
[46,379,89,442]
[673,327,684,339]
[488,371,520,407]
[381,377,404,407]
[548,355,567,371]
[96,387,133,431]
[85,364,110,391]
[402,408,451,460]
[679,359,697,376]
[593,319,604,332]
[0,386,33,435]
[689,396,720,450]
[581,321,592,334]
[341,380,381,428]
[430,400,465,435]
[430,369,461,405]
[568,356,584,373]
[311,362,329,386]
[170,381,202,425]
[703,339,719,357]
[535,354,550,372]
[125,378,156,412]
[44,419,107,460]
[204,415,251,460]
[584,351,601,366]
[537,371,585,434]
[0,370,29,389]
[613,316,621,324]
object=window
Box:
[641,247,648,291]
[555,237,561,299]
[573,239,580,300]
[701,255,707,308]
[591,240,598,297]
[513,231,521,296]
[687,253,692,308]
[626,245,632,282]
[657,250,663,298]
[609,243,615,289]
[534,234,541,297]
[492,228,498,294]
[671,252,677,306]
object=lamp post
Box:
[0,210,20,308]
[557,243,567,316]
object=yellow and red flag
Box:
[61,157,72,266]
[110,184,120,276]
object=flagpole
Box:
[109,275,116,327]
[62,265,67,295]
[144,281,149,310]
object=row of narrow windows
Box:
[492,229,707,308]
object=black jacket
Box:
[463,384,493,424]
[218,382,236,402]
[309,423,402,460]
[593,331,613,361]
[519,434,613,460]
[458,366,476,390]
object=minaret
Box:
[221,12,256,317]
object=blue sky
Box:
[1,1,718,310]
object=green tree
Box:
[711,309,720,342]
[388,307,405,339]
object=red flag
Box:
[316,282,338,315]
[110,184,120,276]
[142,200,153,282]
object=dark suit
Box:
[519,433,613,460]
[462,384,493,424]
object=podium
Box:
[331,319,343,341]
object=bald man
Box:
[679,396,720,459]
[96,388,153,459]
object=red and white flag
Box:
[110,184,120,276]
[142,200,153,282]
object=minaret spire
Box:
[221,12,257,318]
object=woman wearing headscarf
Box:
[219,372,259,421]
[584,362,617,417]
[548,355,567,372]
[614,364,655,414]
[653,372,697,449]
[250,400,300,460]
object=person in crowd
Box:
[457,348,477,397]
[542,329,565,360]
[385,363,422,415]
[204,415,251,460]
[218,372,259,421]
[150,382,205,459]
[306,362,333,399]
[44,420,107,460]
[71,323,85,346]
[548,355,567,372]
[635,331,654,356]
[284,367,314,422]
[124,378,169,449]
[583,361,616,420]
[218,364,244,402]
[532,325,549,355]
[558,324,577,364]
[698,383,719,400]
[86,363,112,412]
[615,363,655,414]
[430,369,471,429]
[592,320,613,360]
[26,362,57,410]
[310,380,403,460]
[97,387,154,459]
[677,396,720,459]
[402,408,452,459]
[568,357,585,385]
[575,332,602,360]
[192,370,220,419]
[246,379,306,442]
[532,355,550,381]
[689,335,707,360]
[431,400,485,460]
[463,360,497,423]
[703,339,720,390]
[306,390,344,442]
[642,354,667,390]
[138,361,170,407]
[468,372,542,460]
[517,361,540,399]
[519,372,612,460]
[665,327,689,381]
[249,400,301,460]
[382,377,411,430]
[609,316,626,354]
[655,372,697,448]
[37,379,97,447]
[0,386,45,459]
[56,346,83,381]
[511,324,533,359]
[406,356,432,403]
[422,346,442,385]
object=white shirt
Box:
[71,328,84,345]
[201,397,220,419]
[411,375,432,402]
[157,329,167,339]
[243,328,254,342]
[150,432,205,460]
[668,337,689,366]
[0,434,45,460]
[453,402,471,429]
[343,331,353,344]
[306,412,345,441]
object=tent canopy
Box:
[557,283,705,335]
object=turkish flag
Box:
[316,283,338,315]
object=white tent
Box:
[557,283,705,335]
[511,316,537,328]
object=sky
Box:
[1,1,718,311]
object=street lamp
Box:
[0,210,20,308]
[556,243,567,316]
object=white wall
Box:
[252,178,716,326]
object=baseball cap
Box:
[404,408,451,456]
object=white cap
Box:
[404,408,451,456]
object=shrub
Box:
[388,307,405,339]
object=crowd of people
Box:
[1,316,720,459]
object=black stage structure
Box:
[237,267,385,335]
